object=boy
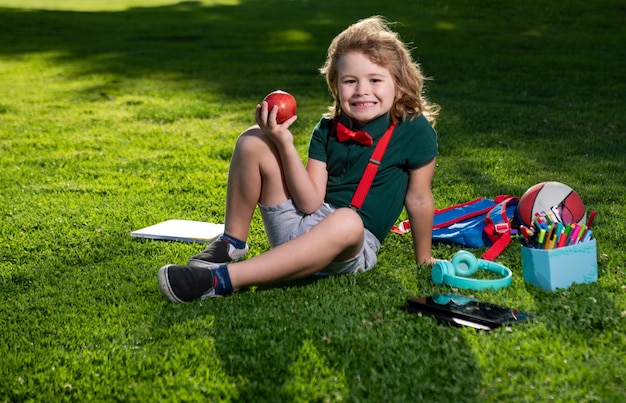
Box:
[158,16,439,302]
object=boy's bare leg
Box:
[227,207,365,291]
[159,125,365,301]
[222,125,289,241]
[219,125,366,288]
[218,126,366,289]
[159,205,365,302]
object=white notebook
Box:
[131,220,224,243]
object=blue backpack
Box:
[392,195,519,260]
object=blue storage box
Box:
[521,239,597,291]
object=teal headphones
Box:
[431,250,512,290]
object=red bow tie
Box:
[336,122,373,146]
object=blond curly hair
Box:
[319,16,439,126]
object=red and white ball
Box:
[518,181,586,227]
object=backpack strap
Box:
[481,196,519,260]
[349,122,397,210]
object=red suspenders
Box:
[349,121,397,210]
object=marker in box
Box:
[547,210,559,225]
[543,212,553,226]
[586,210,597,229]
[544,226,555,249]
[537,229,546,248]
[581,229,593,243]
[534,217,548,231]
[548,227,558,249]
[576,225,587,244]
[568,224,581,246]
[554,224,563,249]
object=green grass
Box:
[1,0,625,401]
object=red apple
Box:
[263,90,297,124]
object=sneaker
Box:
[158,264,217,302]
[187,238,249,268]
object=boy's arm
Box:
[256,102,327,214]
[404,158,437,265]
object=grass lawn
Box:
[1,0,625,401]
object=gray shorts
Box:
[258,199,380,275]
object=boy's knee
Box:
[236,126,262,146]
[332,208,365,243]
[239,125,263,138]
[235,126,273,155]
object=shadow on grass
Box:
[0,1,382,99]
[2,1,624,178]
[153,270,484,401]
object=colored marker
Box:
[534,217,548,231]
[577,225,587,243]
[557,232,568,248]
[543,212,553,225]
[586,210,597,229]
[537,229,546,248]
[548,227,558,249]
[568,224,581,246]
[555,222,563,237]
[553,223,563,248]
[564,224,573,237]
[544,226,555,249]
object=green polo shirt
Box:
[308,113,438,243]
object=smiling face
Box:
[336,51,397,127]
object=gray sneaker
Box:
[187,238,249,268]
